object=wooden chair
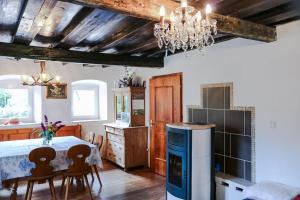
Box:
[61,144,93,200]
[25,147,57,200]
[87,132,95,144]
[90,134,103,187]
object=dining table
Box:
[0,136,103,200]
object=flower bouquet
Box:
[34,115,65,145]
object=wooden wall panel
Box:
[0,125,81,141]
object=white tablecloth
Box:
[0,136,103,188]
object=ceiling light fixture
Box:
[154,1,217,54]
[21,61,62,86]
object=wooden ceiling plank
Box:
[118,37,157,55]
[30,1,83,47]
[60,0,276,42]
[59,9,121,48]
[0,0,25,43]
[0,42,163,68]
[15,0,58,44]
[52,7,94,48]
[88,20,150,52]
[246,2,300,25]
[217,0,293,18]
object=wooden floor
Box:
[0,161,166,200]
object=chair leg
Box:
[83,175,93,200]
[64,177,70,200]
[25,181,30,200]
[93,165,102,187]
[91,171,95,182]
[27,181,34,200]
[48,179,57,200]
[71,177,74,185]
[61,176,66,194]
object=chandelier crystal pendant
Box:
[21,61,62,86]
[154,0,217,54]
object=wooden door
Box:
[150,73,182,176]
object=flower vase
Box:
[42,136,53,146]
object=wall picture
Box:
[46,84,67,99]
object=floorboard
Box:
[0,160,166,200]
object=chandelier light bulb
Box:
[170,12,175,22]
[41,73,48,82]
[154,1,217,54]
[21,75,29,83]
[181,0,187,8]
[206,4,212,14]
[159,6,166,17]
[55,76,61,83]
[195,11,202,21]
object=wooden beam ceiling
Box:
[216,0,292,17]
[62,0,277,42]
[15,0,58,44]
[0,42,163,68]
[88,20,149,52]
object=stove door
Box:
[167,148,187,199]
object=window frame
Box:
[71,83,100,121]
[0,77,35,124]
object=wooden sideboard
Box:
[0,125,81,141]
[105,123,148,170]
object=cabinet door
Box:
[123,95,129,113]
[116,95,122,120]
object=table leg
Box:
[10,179,18,200]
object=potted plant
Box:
[34,115,64,145]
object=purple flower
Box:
[41,122,46,131]
[56,125,65,131]
[53,121,62,127]
[44,115,48,123]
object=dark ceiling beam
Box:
[14,0,58,44]
[53,7,94,48]
[61,0,277,42]
[58,9,120,48]
[217,0,292,18]
[88,21,151,52]
[30,2,83,47]
[0,0,26,43]
[118,37,157,55]
[0,42,163,68]
[246,2,300,25]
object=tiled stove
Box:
[166,123,215,200]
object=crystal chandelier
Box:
[154,0,217,54]
[21,61,62,86]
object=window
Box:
[0,88,31,119]
[71,80,107,121]
[0,75,41,124]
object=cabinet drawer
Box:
[106,149,124,167]
[107,133,124,144]
[107,140,124,155]
[105,126,114,133]
[114,128,124,136]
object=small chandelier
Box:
[154,0,217,54]
[21,61,62,86]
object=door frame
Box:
[149,72,183,174]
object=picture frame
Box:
[46,84,67,99]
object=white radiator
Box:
[216,173,253,200]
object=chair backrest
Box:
[29,147,56,178]
[67,144,91,174]
[94,135,103,151]
[86,132,95,144]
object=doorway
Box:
[150,73,182,176]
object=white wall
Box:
[0,59,144,141]
[140,20,300,187]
